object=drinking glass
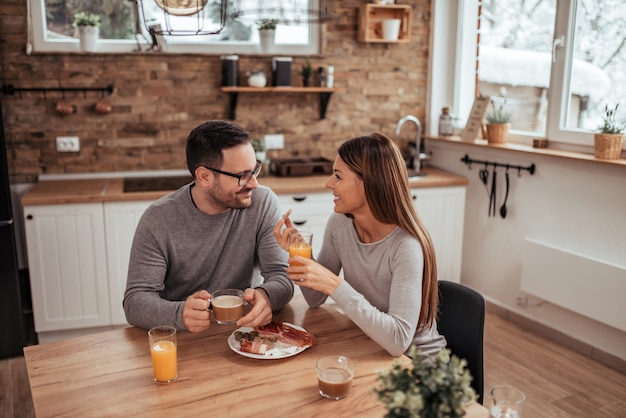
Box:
[288,231,313,267]
[316,355,354,400]
[211,289,245,324]
[489,385,525,418]
[148,326,177,384]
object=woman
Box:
[274,133,446,357]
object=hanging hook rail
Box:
[460,154,536,175]
[1,84,114,97]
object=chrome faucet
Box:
[395,115,427,176]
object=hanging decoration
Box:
[134,0,227,37]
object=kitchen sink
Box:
[123,176,192,193]
[407,169,427,180]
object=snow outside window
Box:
[28,0,320,55]
[431,0,626,149]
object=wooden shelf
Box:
[358,4,412,43]
[220,87,344,120]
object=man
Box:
[123,120,293,332]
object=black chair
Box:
[437,280,486,404]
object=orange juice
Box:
[289,242,312,267]
[150,340,177,383]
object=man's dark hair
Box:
[186,120,250,177]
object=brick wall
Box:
[0,1,430,183]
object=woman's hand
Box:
[273,209,298,252]
[287,257,342,296]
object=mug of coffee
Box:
[211,289,244,324]
[316,355,355,400]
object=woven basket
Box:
[593,133,624,160]
[486,123,510,144]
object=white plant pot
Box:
[79,26,99,52]
[259,29,275,53]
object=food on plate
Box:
[232,322,316,357]
[256,321,316,348]
[240,338,276,355]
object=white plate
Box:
[228,322,310,360]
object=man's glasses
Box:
[204,160,263,187]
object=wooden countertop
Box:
[22,167,468,206]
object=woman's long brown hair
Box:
[338,133,438,329]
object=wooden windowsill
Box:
[424,135,626,168]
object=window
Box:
[28,0,321,55]
[430,0,626,148]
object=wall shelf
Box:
[220,87,343,120]
[358,4,412,43]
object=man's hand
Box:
[182,290,211,333]
[236,288,273,328]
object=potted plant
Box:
[301,57,313,87]
[594,104,624,160]
[73,11,100,52]
[373,347,476,418]
[484,99,512,144]
[257,18,278,52]
[251,138,266,162]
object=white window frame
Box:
[429,0,608,150]
[27,0,321,56]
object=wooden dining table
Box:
[24,295,489,417]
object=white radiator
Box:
[521,238,626,332]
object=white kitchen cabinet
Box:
[412,186,466,283]
[276,191,333,258]
[23,203,111,339]
[104,201,152,325]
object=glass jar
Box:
[438,106,453,136]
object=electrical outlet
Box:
[56,136,80,152]
[264,134,284,150]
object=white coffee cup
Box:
[382,19,401,41]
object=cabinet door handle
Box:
[26,214,34,220]
[292,196,307,202]
[293,220,307,226]
[412,194,417,201]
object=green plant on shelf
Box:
[301,57,313,79]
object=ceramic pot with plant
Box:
[301,57,313,87]
[73,11,100,52]
[257,18,278,53]
[593,104,624,160]
[485,99,512,144]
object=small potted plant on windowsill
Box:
[484,99,512,144]
[257,18,278,52]
[73,11,100,52]
[594,104,624,160]
[301,57,313,87]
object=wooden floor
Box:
[2,311,625,417]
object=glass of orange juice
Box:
[148,326,177,384]
[288,231,313,267]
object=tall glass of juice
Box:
[148,326,177,384]
[288,231,313,267]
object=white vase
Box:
[79,26,99,52]
[259,29,275,53]
[247,70,267,88]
